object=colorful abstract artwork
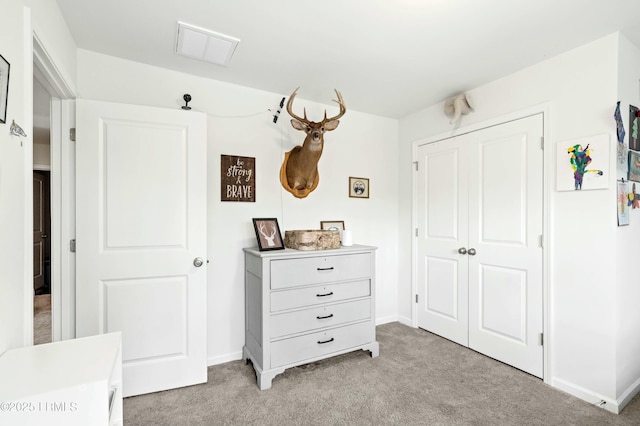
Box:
[556,135,609,191]
[630,105,640,151]
[628,150,640,182]
[618,180,630,226]
[615,102,627,167]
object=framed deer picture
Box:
[252,218,285,251]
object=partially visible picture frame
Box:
[349,177,369,198]
[252,218,285,251]
[629,150,640,182]
[0,54,9,124]
[630,105,640,151]
[320,220,345,231]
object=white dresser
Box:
[0,333,122,426]
[243,245,379,390]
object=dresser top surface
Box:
[244,244,377,258]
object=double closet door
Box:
[416,114,544,378]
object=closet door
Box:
[416,137,469,346]
[417,114,543,378]
[466,114,543,378]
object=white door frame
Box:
[32,31,77,343]
[411,104,552,383]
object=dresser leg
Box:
[257,368,286,390]
[363,341,380,358]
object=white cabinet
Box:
[0,333,122,426]
[243,245,379,390]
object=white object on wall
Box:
[444,93,474,124]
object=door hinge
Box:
[539,333,544,346]
[413,161,419,171]
[70,239,76,252]
[540,136,544,150]
[415,228,419,237]
[70,128,76,142]
[415,294,419,303]
[539,234,543,248]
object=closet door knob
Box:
[458,247,467,255]
[467,248,477,256]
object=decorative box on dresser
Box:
[243,244,379,390]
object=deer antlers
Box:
[286,87,346,125]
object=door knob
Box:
[467,248,477,256]
[193,257,204,267]
[458,247,467,254]
[41,234,48,239]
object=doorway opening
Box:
[33,76,52,345]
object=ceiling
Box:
[55,0,640,118]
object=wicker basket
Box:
[284,230,340,251]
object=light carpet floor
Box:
[124,322,640,425]
[33,294,51,345]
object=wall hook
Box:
[182,94,192,110]
[10,120,27,137]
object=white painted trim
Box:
[208,351,243,367]
[32,32,75,99]
[410,103,552,384]
[410,141,418,328]
[375,315,398,326]
[32,28,77,344]
[616,376,640,414]
[23,7,34,347]
[59,99,76,340]
[397,315,413,327]
[551,377,619,414]
[33,164,51,171]
[49,98,62,342]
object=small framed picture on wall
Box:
[0,53,10,124]
[349,177,369,198]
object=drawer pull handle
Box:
[317,337,335,345]
[316,291,334,297]
[316,313,334,320]
[317,267,335,271]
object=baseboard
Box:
[208,351,243,367]
[616,375,640,413]
[375,315,398,325]
[551,377,619,414]
[397,315,413,327]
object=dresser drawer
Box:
[270,253,371,289]
[270,321,373,368]
[270,299,370,338]
[270,279,370,312]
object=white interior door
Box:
[75,99,208,397]
[466,115,543,377]
[416,137,469,346]
[417,114,543,378]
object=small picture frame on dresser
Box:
[320,220,345,231]
[252,218,285,251]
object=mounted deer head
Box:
[280,88,346,198]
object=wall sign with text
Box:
[221,155,255,202]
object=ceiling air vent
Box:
[176,22,240,66]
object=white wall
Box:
[0,2,30,356]
[400,33,631,409]
[615,34,640,405]
[0,0,76,355]
[76,49,400,364]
